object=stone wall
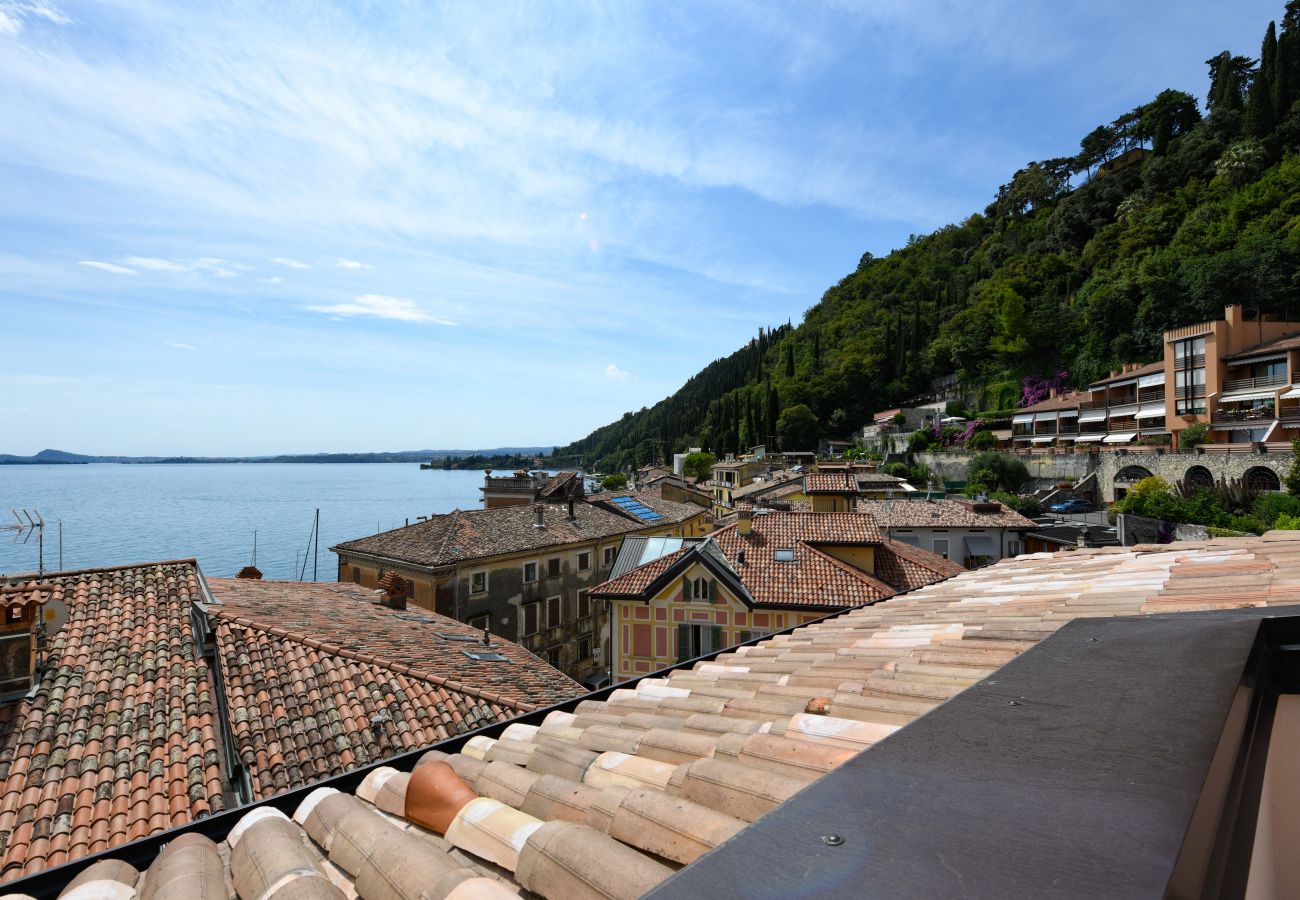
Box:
[916,451,1094,486]
[1096,450,1291,502]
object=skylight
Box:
[462,649,511,662]
[774,548,795,562]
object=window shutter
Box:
[710,626,723,653]
[547,596,562,628]
[676,624,691,661]
[523,603,538,636]
[708,579,718,603]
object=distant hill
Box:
[554,3,1300,473]
[0,447,553,465]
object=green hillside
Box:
[556,3,1300,473]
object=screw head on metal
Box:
[821,834,844,846]
[1007,699,1022,707]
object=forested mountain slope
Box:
[556,3,1300,473]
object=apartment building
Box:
[1012,304,1300,452]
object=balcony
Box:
[1213,407,1275,424]
[1223,374,1285,392]
[1106,392,1137,407]
[1137,387,1165,404]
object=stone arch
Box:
[1244,466,1281,492]
[1183,465,1215,492]
[1115,465,1154,484]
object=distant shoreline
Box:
[0,448,553,468]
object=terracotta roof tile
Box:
[333,497,705,568]
[23,536,1300,900]
[0,561,224,883]
[860,498,1037,529]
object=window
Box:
[603,547,617,567]
[577,633,593,660]
[577,593,592,620]
[523,562,538,583]
[471,571,487,594]
[546,595,562,629]
[546,646,562,669]
[1007,540,1022,557]
[6,608,21,624]
[1175,368,1206,390]
[684,576,712,601]
[522,602,541,636]
[933,538,949,559]
[350,566,361,583]
[468,614,489,633]
[677,623,723,661]
[577,551,591,571]
[774,548,795,562]
[1175,336,1206,360]
[547,558,561,578]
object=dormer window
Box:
[774,548,795,562]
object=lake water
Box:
[0,464,489,579]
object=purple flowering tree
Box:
[1020,370,1070,407]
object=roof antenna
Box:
[482,622,491,647]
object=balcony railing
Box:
[1137,387,1166,404]
[1223,375,1285,392]
[1212,407,1275,423]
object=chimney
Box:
[378,571,407,610]
[738,507,754,537]
[1226,304,1243,328]
[235,565,263,580]
[567,498,576,521]
[534,503,546,529]
[737,548,747,566]
[1048,387,1057,399]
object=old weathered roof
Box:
[333,499,705,569]
[206,579,584,801]
[0,562,224,881]
[730,473,803,501]
[1018,391,1084,413]
[1087,360,1164,387]
[18,536,1300,899]
[859,498,1037,530]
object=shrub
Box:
[891,412,907,426]
[908,463,932,487]
[1180,421,1210,449]
[907,430,933,453]
[1287,438,1300,495]
[682,451,717,481]
[1252,491,1300,529]
[880,462,911,478]
[967,429,997,451]
[990,491,1042,517]
[1273,513,1300,530]
[601,473,628,491]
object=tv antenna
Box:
[2,510,45,575]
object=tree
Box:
[967,429,997,451]
[1216,139,1267,186]
[682,451,717,482]
[601,473,628,491]
[1287,438,1300,495]
[1141,89,1202,155]
[777,404,819,450]
[967,452,1030,493]
[1180,421,1210,449]
[1246,22,1279,136]
[1206,52,1256,117]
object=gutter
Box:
[192,567,255,809]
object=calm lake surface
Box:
[0,464,488,579]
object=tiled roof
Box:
[333,498,704,568]
[208,579,584,713]
[730,473,803,500]
[1018,391,1084,414]
[873,539,966,590]
[855,472,907,485]
[588,492,707,526]
[0,562,224,881]
[803,471,857,493]
[590,512,954,611]
[1223,330,1300,361]
[536,471,580,500]
[859,498,1037,529]
[24,536,1300,900]
[1087,360,1164,387]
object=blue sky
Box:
[0,0,1279,455]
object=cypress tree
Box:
[1246,22,1279,136]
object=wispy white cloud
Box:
[336,258,369,270]
[126,256,188,272]
[272,257,310,269]
[122,256,238,277]
[305,294,456,325]
[166,341,195,350]
[79,260,136,275]
[604,363,629,381]
[261,276,283,284]
[0,1,71,35]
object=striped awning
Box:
[1074,434,1106,443]
[1137,372,1165,388]
[1103,432,1137,444]
[1030,436,1054,444]
[1012,414,1034,425]
[1219,389,1277,404]
[1136,404,1165,419]
[1079,410,1107,423]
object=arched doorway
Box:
[1114,465,1154,499]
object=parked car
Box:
[1049,498,1096,514]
